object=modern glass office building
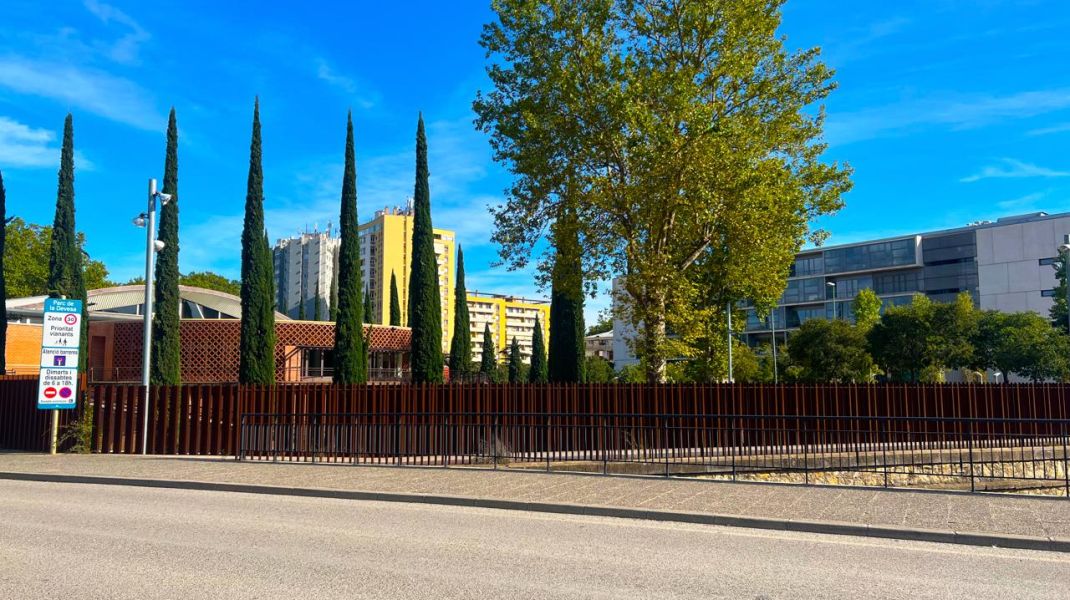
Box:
[741,211,1070,347]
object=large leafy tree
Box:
[47,114,88,371]
[238,99,276,384]
[475,0,851,382]
[389,270,401,326]
[151,108,181,385]
[479,323,497,382]
[448,246,473,381]
[852,288,882,331]
[528,315,547,383]
[407,115,444,382]
[179,271,240,296]
[972,311,1068,383]
[786,319,874,383]
[333,112,368,383]
[547,206,585,382]
[4,219,110,297]
[868,293,976,382]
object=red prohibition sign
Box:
[43,387,57,398]
[63,314,78,325]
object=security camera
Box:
[156,192,173,205]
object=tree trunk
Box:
[641,291,667,383]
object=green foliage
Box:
[363,285,373,323]
[479,323,497,381]
[179,271,240,296]
[585,356,615,383]
[972,311,1069,383]
[59,401,94,454]
[151,108,182,385]
[547,207,585,382]
[407,115,444,383]
[313,294,322,321]
[868,293,977,382]
[586,312,613,336]
[0,168,6,373]
[475,1,852,382]
[507,336,522,382]
[389,270,401,326]
[238,99,277,384]
[787,319,874,383]
[333,112,368,383]
[528,315,547,383]
[448,247,473,380]
[852,288,882,331]
[47,114,88,372]
[1050,254,1069,331]
[616,363,646,383]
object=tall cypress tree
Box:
[507,337,521,383]
[363,286,373,324]
[547,206,586,383]
[389,270,401,326]
[47,114,88,372]
[151,108,181,385]
[479,323,496,382]
[407,115,444,382]
[0,168,6,374]
[448,246,472,381]
[333,111,367,383]
[528,315,547,383]
[238,99,276,384]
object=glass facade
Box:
[823,238,917,274]
[781,277,826,304]
[790,254,823,277]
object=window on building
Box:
[1039,257,1058,266]
[1042,289,1057,297]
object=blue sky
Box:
[1,1,1069,322]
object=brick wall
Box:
[4,323,42,375]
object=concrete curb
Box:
[2,470,1066,553]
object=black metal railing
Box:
[238,412,1070,496]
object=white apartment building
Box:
[273,229,340,320]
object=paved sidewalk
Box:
[2,453,1068,549]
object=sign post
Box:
[37,297,83,454]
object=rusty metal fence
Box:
[2,382,1069,494]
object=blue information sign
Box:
[37,298,83,410]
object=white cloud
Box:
[960,159,1069,183]
[315,59,379,109]
[0,116,95,170]
[825,89,1070,146]
[1027,122,1070,136]
[996,191,1046,210]
[82,0,151,65]
[0,116,57,168]
[0,57,162,130]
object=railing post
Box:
[663,418,669,478]
[880,417,888,488]
[803,420,809,486]
[272,414,278,463]
[602,417,608,476]
[444,416,450,468]
[545,413,551,473]
[731,415,737,482]
[311,414,318,464]
[1061,420,1068,499]
[967,418,975,493]
[493,418,499,470]
[237,414,244,461]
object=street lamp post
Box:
[826,281,838,319]
[726,302,734,383]
[133,178,171,455]
[770,309,778,384]
[1060,236,1070,336]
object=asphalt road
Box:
[0,481,1067,599]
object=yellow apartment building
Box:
[359,205,456,351]
[467,292,550,365]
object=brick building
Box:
[6,285,411,383]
